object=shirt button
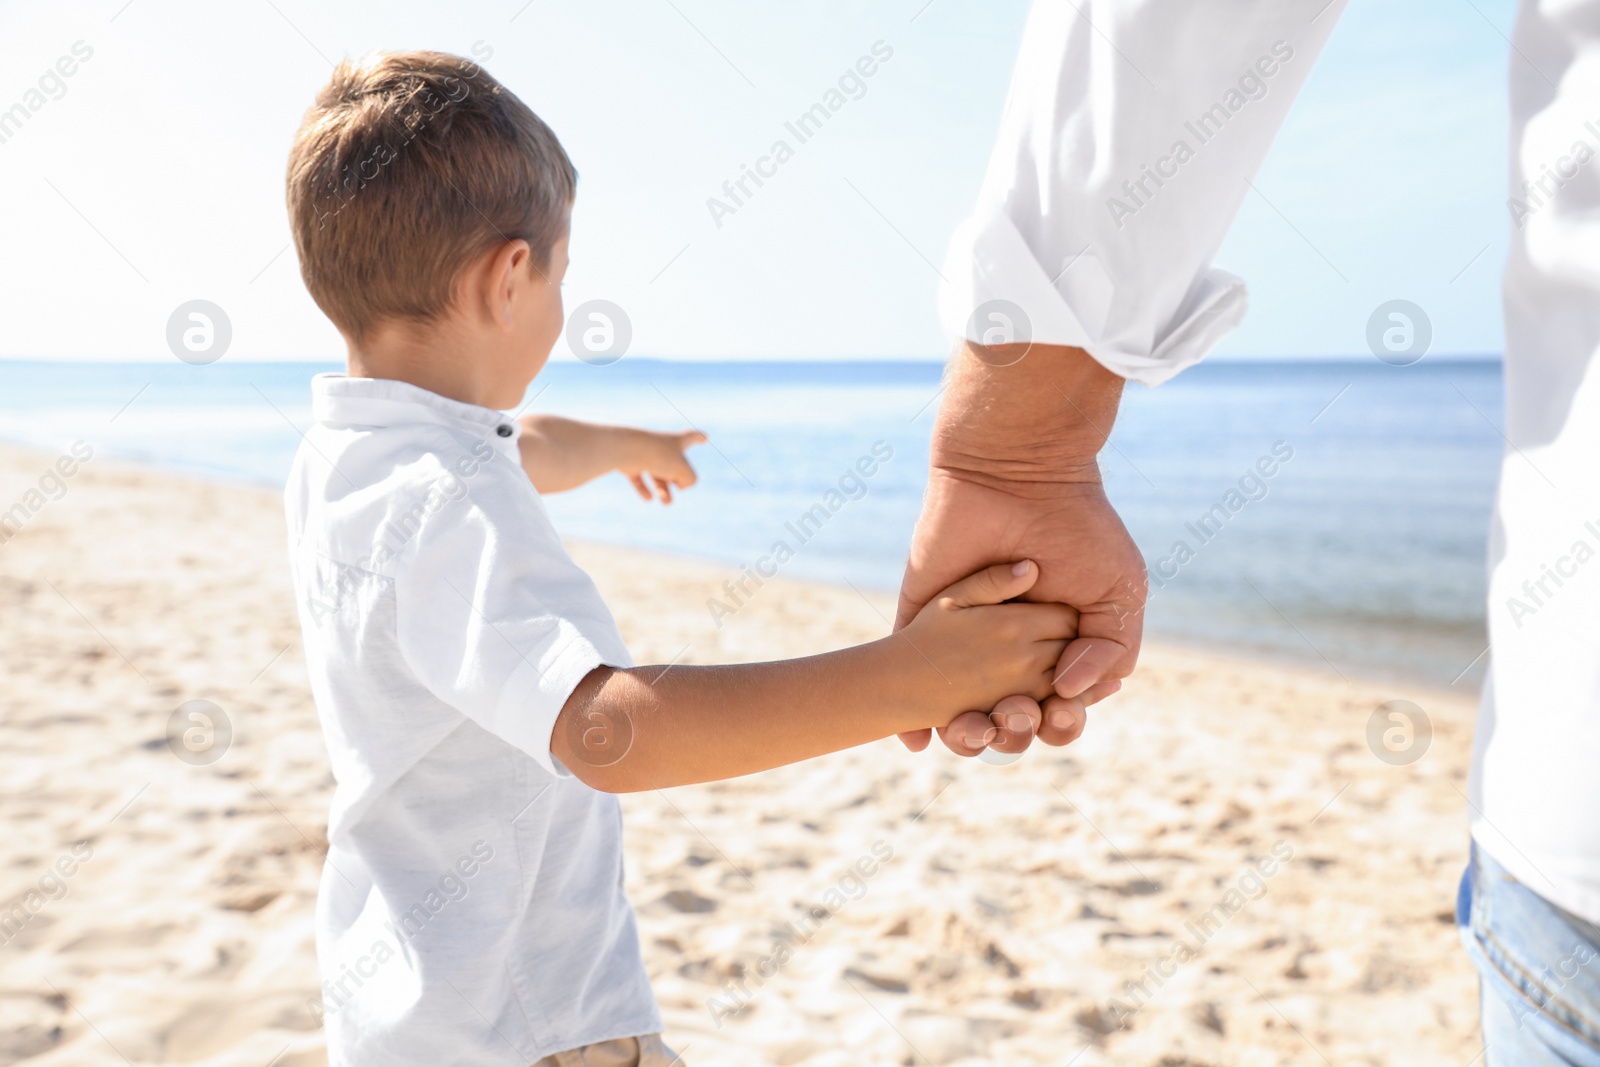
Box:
[496,424,513,438]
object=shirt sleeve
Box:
[391,455,632,779]
[941,0,1346,385]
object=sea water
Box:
[0,356,1502,688]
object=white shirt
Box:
[284,374,660,1065]
[946,0,1600,924]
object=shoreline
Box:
[0,438,1482,698]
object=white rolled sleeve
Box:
[942,0,1346,384]
[392,464,630,779]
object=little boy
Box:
[284,51,1075,1066]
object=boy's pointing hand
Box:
[619,428,707,505]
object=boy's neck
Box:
[346,319,504,410]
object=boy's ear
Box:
[484,239,533,331]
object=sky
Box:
[0,0,1514,362]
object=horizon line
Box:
[0,351,1506,365]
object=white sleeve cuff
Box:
[937,208,1249,387]
[491,626,607,780]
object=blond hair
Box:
[286,51,575,339]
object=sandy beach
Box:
[0,441,1483,1066]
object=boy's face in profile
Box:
[504,225,569,399]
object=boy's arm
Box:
[517,414,706,501]
[551,561,1077,792]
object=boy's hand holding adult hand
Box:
[894,342,1147,758]
[896,559,1077,716]
[556,558,1081,793]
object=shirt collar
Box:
[310,374,522,457]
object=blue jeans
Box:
[1459,842,1600,1065]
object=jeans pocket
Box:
[1465,846,1600,1053]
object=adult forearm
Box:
[932,343,1124,490]
[895,342,1144,754]
[553,643,934,792]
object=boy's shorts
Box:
[532,1034,682,1067]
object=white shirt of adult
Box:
[284,374,660,1065]
[942,0,1600,924]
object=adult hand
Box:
[894,342,1147,757]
